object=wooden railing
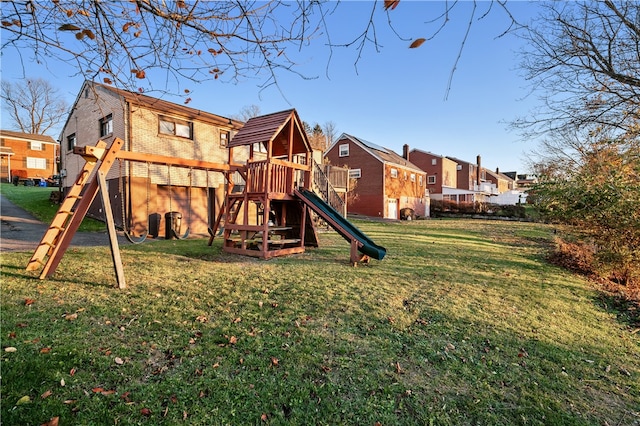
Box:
[246,159,310,194]
[312,160,346,216]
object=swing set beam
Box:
[115,150,241,172]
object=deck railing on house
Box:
[312,160,346,216]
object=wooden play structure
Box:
[26,109,386,288]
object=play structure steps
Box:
[26,139,125,280]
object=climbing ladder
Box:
[26,139,125,284]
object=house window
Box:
[410,173,416,182]
[419,175,423,186]
[349,168,361,179]
[30,141,43,151]
[26,157,46,169]
[339,144,349,157]
[67,134,76,151]
[431,158,437,166]
[390,168,398,178]
[100,114,113,137]
[457,164,462,170]
[253,142,267,153]
[159,115,193,139]
[220,131,229,147]
[428,175,436,184]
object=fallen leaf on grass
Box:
[8,332,16,339]
[271,357,279,366]
[40,347,52,354]
[24,298,35,306]
[4,347,17,353]
[60,379,65,387]
[40,416,59,426]
[41,390,53,399]
[16,395,31,405]
[64,313,78,321]
[140,407,152,416]
[114,357,124,365]
[261,413,268,421]
[228,336,238,345]
[70,367,76,376]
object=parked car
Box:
[46,174,61,187]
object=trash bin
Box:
[12,176,19,186]
[149,213,161,238]
[164,211,182,239]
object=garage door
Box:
[386,198,398,219]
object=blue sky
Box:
[1,1,541,174]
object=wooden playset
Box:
[26,109,386,288]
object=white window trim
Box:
[410,173,416,182]
[428,175,436,184]
[30,141,43,151]
[390,168,398,178]
[339,143,349,157]
[349,168,361,179]
[26,157,47,169]
[100,114,113,137]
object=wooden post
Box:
[97,170,126,289]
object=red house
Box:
[325,134,429,219]
[0,130,58,184]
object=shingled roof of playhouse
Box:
[228,109,312,157]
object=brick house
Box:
[325,134,429,219]
[446,155,498,202]
[0,130,58,184]
[59,81,244,237]
[485,168,515,193]
[407,148,459,201]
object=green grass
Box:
[0,183,105,232]
[1,219,638,425]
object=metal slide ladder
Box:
[26,139,126,286]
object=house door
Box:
[386,198,398,219]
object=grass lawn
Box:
[0,183,105,232]
[1,218,638,425]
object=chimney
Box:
[403,144,410,161]
[496,167,499,174]
[476,155,482,183]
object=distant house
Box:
[485,168,515,193]
[0,130,58,184]
[407,148,459,201]
[325,134,428,219]
[59,81,244,237]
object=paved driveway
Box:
[0,194,126,252]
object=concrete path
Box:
[0,194,127,252]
